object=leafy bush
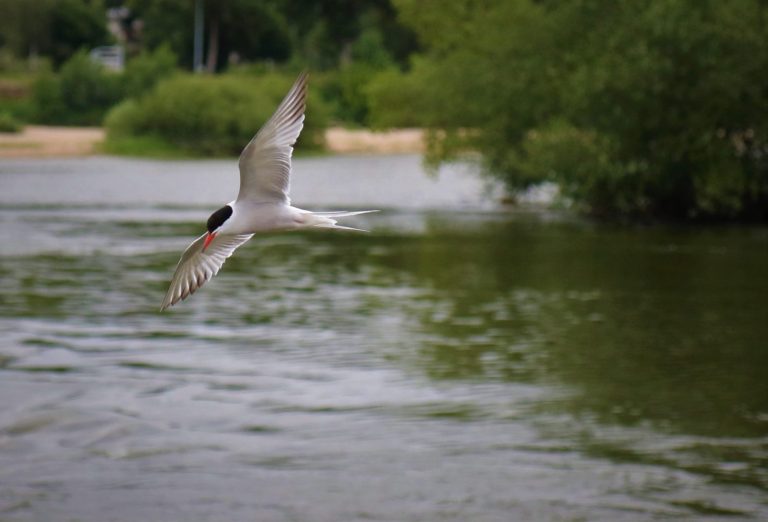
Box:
[106,72,329,155]
[122,45,177,99]
[0,111,22,132]
[366,59,438,129]
[28,47,180,126]
[509,122,648,217]
[30,69,68,124]
[0,97,31,123]
[322,63,386,125]
[312,27,398,126]
[32,52,123,125]
[381,0,768,221]
[0,74,34,123]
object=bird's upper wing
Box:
[236,71,308,205]
[160,233,254,311]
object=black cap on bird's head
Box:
[203,204,233,251]
[207,205,233,233]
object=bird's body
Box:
[160,72,375,311]
[216,200,298,234]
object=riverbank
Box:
[0,126,105,157]
[0,125,425,158]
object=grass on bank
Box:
[100,133,335,159]
[99,134,192,158]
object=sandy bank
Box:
[0,126,105,157]
[323,127,424,154]
[0,126,425,158]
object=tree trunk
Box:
[205,14,219,73]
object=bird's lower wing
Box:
[160,233,254,311]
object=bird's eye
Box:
[207,205,233,233]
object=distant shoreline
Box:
[0,126,425,158]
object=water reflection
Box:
[396,218,768,504]
[394,219,768,439]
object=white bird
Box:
[160,72,376,311]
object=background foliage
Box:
[367,0,768,221]
[31,46,174,125]
[0,0,110,67]
[1,0,767,221]
[0,0,414,128]
[105,72,329,155]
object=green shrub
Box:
[0,97,31,122]
[122,45,177,99]
[310,28,398,126]
[0,111,22,132]
[0,74,34,122]
[366,61,437,129]
[106,72,329,156]
[29,66,65,123]
[509,122,651,217]
[32,52,123,125]
[28,47,179,126]
[324,63,387,125]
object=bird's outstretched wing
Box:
[160,233,254,311]
[237,71,308,205]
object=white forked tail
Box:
[303,209,378,231]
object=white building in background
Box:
[88,6,131,72]
[89,46,124,71]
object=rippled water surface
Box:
[1,155,767,521]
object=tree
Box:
[49,0,111,66]
[203,0,292,72]
[0,0,110,66]
[127,0,417,72]
[129,0,292,71]
[280,0,417,69]
[0,0,55,59]
[378,0,768,221]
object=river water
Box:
[0,155,766,521]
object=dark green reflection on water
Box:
[4,210,768,440]
[361,215,768,439]
[4,212,767,440]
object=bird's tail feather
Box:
[310,210,379,218]
[304,210,378,232]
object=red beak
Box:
[203,232,216,251]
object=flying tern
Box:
[160,72,375,311]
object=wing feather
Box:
[160,233,254,311]
[237,71,308,204]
